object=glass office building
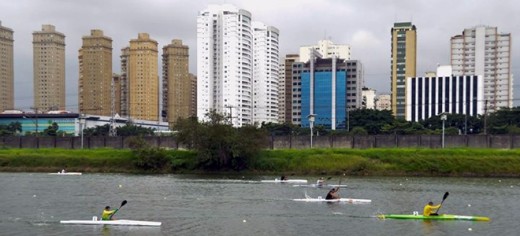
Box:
[301,62,347,129]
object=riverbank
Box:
[0,148,519,177]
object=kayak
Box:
[293,197,371,204]
[293,184,348,188]
[60,219,161,226]
[49,172,82,175]
[377,214,490,221]
[261,179,307,183]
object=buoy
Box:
[468,204,471,207]
[119,184,122,188]
[498,180,502,182]
[243,219,247,223]
[33,195,36,198]
[468,228,472,231]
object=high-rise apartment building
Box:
[279,54,299,124]
[252,21,279,124]
[450,26,513,112]
[33,24,66,111]
[127,33,159,121]
[78,29,112,116]
[391,22,417,119]
[299,39,350,63]
[189,73,197,118]
[0,21,14,112]
[112,73,122,115]
[119,47,130,117]
[162,39,190,126]
[197,4,279,126]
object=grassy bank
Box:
[1,148,519,177]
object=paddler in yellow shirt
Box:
[101,206,118,220]
[423,201,441,216]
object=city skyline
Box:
[1,0,519,111]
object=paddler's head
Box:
[428,201,433,205]
[105,206,111,210]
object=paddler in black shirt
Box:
[325,187,340,200]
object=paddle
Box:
[434,192,449,214]
[110,200,127,219]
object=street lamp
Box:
[307,114,316,148]
[440,113,447,149]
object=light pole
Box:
[79,114,85,149]
[441,113,447,149]
[307,114,316,148]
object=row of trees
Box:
[263,107,520,136]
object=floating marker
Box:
[119,184,122,188]
[468,228,472,231]
[243,220,247,223]
[33,195,36,198]
[468,204,471,207]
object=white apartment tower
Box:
[197,4,279,126]
[252,21,279,124]
[450,26,513,112]
[299,39,350,63]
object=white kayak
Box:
[49,172,82,175]
[293,197,371,204]
[60,219,161,226]
[261,179,307,183]
[293,184,348,188]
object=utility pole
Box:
[109,77,117,136]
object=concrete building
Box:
[375,94,391,111]
[450,26,513,112]
[0,21,14,112]
[119,47,129,117]
[162,39,190,126]
[406,73,484,122]
[279,54,299,124]
[252,21,280,125]
[189,73,197,118]
[33,24,66,111]
[299,39,350,63]
[126,33,159,121]
[78,29,112,116]
[346,60,363,110]
[112,73,122,115]
[391,22,417,119]
[362,87,376,109]
[197,4,279,126]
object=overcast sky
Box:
[1,0,519,111]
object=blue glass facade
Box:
[301,71,347,129]
[0,118,76,135]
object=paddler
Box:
[316,177,325,187]
[325,187,340,200]
[280,175,288,181]
[423,201,441,216]
[101,206,118,220]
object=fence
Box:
[1,135,519,149]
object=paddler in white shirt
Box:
[316,177,325,187]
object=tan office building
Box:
[127,33,159,121]
[112,73,122,115]
[280,54,299,124]
[390,22,416,119]
[78,29,112,116]
[0,21,14,112]
[189,73,197,118]
[161,39,190,126]
[33,24,66,111]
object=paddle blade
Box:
[120,200,127,208]
[442,192,449,201]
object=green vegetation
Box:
[1,148,520,177]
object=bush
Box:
[133,148,171,171]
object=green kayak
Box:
[377,214,490,221]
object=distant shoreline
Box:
[1,148,519,177]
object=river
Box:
[0,173,518,235]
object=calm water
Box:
[1,173,519,236]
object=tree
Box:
[174,110,268,170]
[348,109,394,134]
[43,122,59,136]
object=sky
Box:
[1,0,519,112]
